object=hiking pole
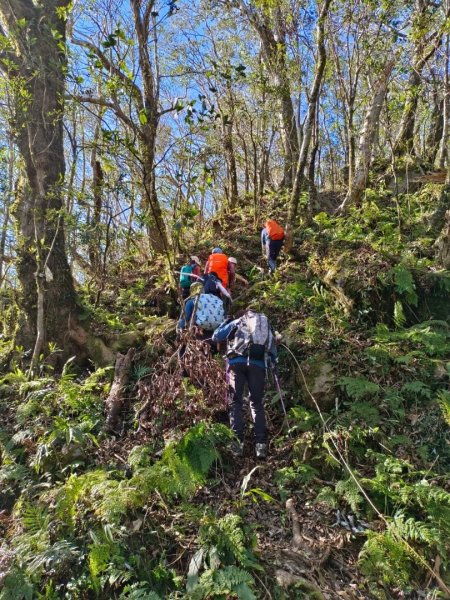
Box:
[271,365,291,434]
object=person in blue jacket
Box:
[212,309,277,459]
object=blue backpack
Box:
[180,264,194,289]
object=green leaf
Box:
[138,109,148,125]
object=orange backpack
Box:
[265,220,285,241]
[206,253,229,287]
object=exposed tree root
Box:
[105,347,135,433]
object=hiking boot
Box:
[255,443,268,459]
[230,440,244,457]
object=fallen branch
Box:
[286,498,303,549]
[105,347,135,433]
[275,569,326,600]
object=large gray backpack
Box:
[227,310,273,363]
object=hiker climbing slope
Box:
[177,282,225,333]
[204,247,236,289]
[261,220,285,273]
[212,309,277,459]
[179,255,202,299]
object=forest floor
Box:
[1,187,450,599]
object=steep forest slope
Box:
[1,184,450,599]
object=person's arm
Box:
[228,261,236,287]
[177,298,194,331]
[268,334,278,366]
[235,273,249,285]
[212,318,239,343]
[217,281,232,301]
[261,229,267,254]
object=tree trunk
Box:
[139,132,170,256]
[89,117,104,274]
[0,139,13,285]
[436,34,450,169]
[426,90,444,164]
[348,105,356,191]
[394,70,421,156]
[339,59,395,212]
[394,0,446,156]
[235,0,298,188]
[223,120,239,209]
[285,0,331,250]
[0,0,82,356]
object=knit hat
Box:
[212,247,223,254]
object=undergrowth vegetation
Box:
[0,186,449,598]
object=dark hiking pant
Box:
[227,362,267,444]
[265,239,284,272]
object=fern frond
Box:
[199,514,248,567]
[401,380,431,399]
[390,513,443,553]
[393,301,406,328]
[392,265,418,306]
[359,530,412,588]
[338,377,380,400]
[335,478,363,514]
[120,583,162,599]
[189,566,255,600]
[437,390,450,425]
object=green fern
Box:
[335,478,363,514]
[128,444,153,469]
[338,376,380,400]
[314,486,338,508]
[392,264,418,306]
[198,514,249,567]
[359,530,412,589]
[437,390,450,425]
[393,300,406,328]
[56,470,109,530]
[120,584,162,599]
[390,513,443,554]
[0,569,34,600]
[132,423,231,502]
[88,538,114,581]
[400,380,431,399]
[189,566,256,600]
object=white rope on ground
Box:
[281,342,450,597]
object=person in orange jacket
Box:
[204,247,236,289]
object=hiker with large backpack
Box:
[204,247,236,289]
[212,309,277,459]
[261,220,285,273]
[179,256,202,299]
[177,282,225,334]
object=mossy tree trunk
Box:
[0,0,82,357]
[338,59,395,213]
